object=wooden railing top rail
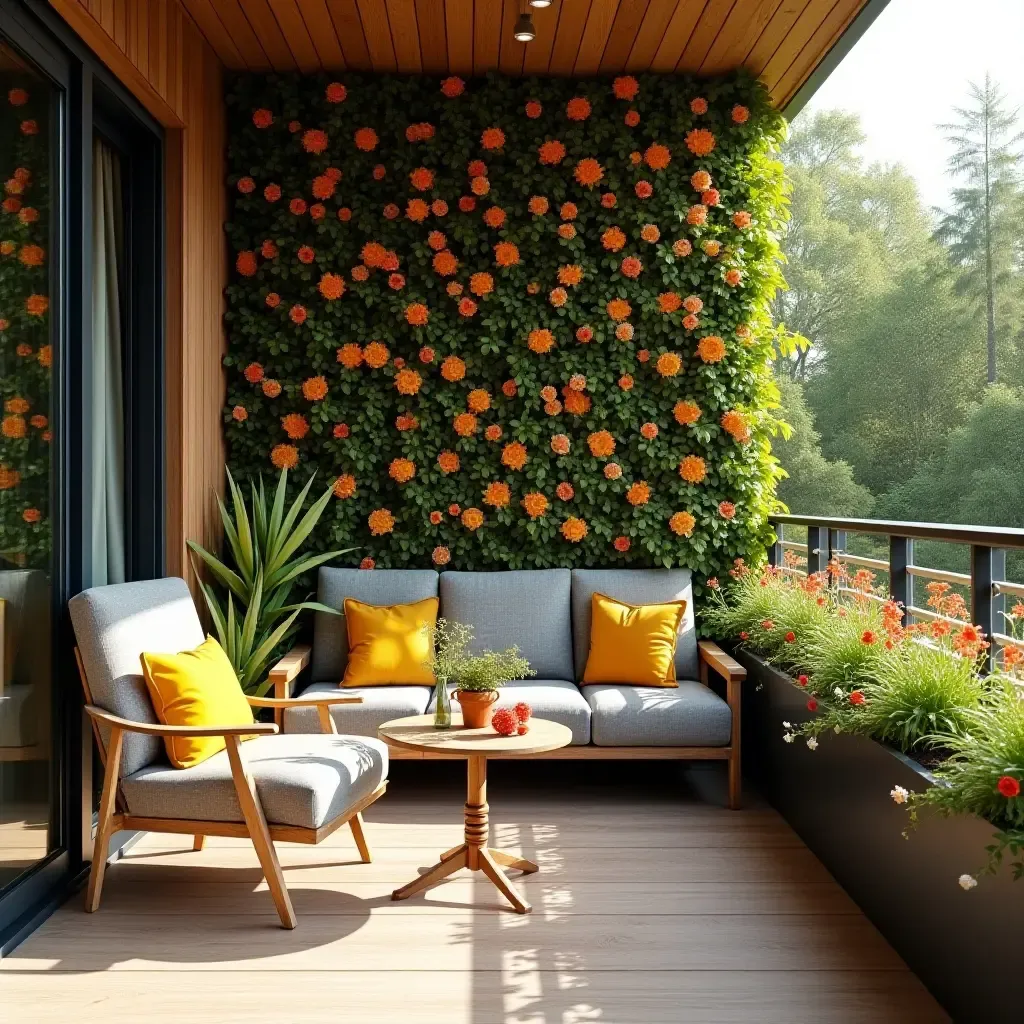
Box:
[769,514,1024,550]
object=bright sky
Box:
[799,0,1024,213]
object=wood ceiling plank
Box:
[268,0,322,70]
[768,0,864,105]
[497,0,526,76]
[327,0,374,69]
[472,0,501,73]
[239,0,300,70]
[757,0,836,87]
[678,0,736,70]
[387,0,424,70]
[622,0,678,69]
[574,0,619,76]
[598,0,651,73]
[700,0,783,74]
[355,0,399,70]
[521,0,558,75]
[415,0,449,73]
[179,0,247,68]
[299,0,348,68]
[744,0,810,74]
[649,0,706,71]
[216,0,274,69]
[547,0,593,76]
[445,0,474,74]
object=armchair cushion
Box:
[284,682,432,738]
[120,733,389,830]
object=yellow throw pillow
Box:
[140,636,255,769]
[582,592,686,687]
[343,596,438,687]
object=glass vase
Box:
[434,678,452,729]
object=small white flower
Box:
[958,874,977,891]
[782,721,792,729]
[890,785,910,805]
[833,686,844,698]
[783,732,795,744]
[834,725,841,734]
[806,737,818,750]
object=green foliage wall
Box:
[223,71,787,580]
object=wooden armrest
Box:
[247,695,363,708]
[268,644,311,684]
[84,705,279,738]
[698,640,747,682]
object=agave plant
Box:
[187,469,352,693]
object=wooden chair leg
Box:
[727,678,742,810]
[193,835,206,851]
[86,726,124,913]
[349,811,371,862]
[225,735,296,929]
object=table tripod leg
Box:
[487,848,538,874]
[391,847,467,901]
[479,848,531,914]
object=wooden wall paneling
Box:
[598,0,651,73]
[444,0,473,74]
[131,0,149,80]
[267,0,322,71]
[621,0,678,69]
[744,0,811,76]
[415,0,448,74]
[573,0,618,76]
[471,0,500,73]
[298,0,347,68]
[356,0,399,71]
[700,0,783,74]
[496,0,525,77]
[649,0,705,71]
[546,0,592,76]
[678,0,735,70]
[520,0,557,74]
[181,0,248,69]
[386,0,423,72]
[328,0,374,69]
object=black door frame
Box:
[0,0,165,954]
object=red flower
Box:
[784,631,796,643]
[997,775,1021,798]
[861,630,876,645]
[739,631,749,640]
[807,699,818,712]
[797,675,809,687]
[849,691,865,706]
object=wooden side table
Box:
[378,714,572,913]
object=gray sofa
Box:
[275,567,747,807]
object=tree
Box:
[773,376,874,518]
[935,75,1024,384]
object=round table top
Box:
[378,714,573,756]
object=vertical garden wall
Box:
[223,71,787,579]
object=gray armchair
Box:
[69,577,389,928]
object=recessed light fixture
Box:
[514,13,536,42]
[529,0,553,8]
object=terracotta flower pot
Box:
[453,689,499,729]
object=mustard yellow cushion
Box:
[140,636,254,769]
[582,592,685,687]
[342,596,438,687]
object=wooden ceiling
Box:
[177,0,872,108]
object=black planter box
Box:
[735,648,1024,1024]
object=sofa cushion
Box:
[284,681,432,738]
[121,733,388,830]
[439,569,573,681]
[311,568,439,683]
[428,679,592,745]
[571,569,698,683]
[584,681,731,747]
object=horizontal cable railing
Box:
[768,514,1024,672]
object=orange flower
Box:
[388,273,405,290]
[492,241,519,268]
[736,324,752,340]
[620,256,642,279]
[302,376,328,401]
[18,206,38,224]
[458,297,478,317]
[405,303,429,326]
[461,507,484,530]
[626,481,651,506]
[606,298,631,321]
[721,409,751,443]
[318,273,346,301]
[368,508,396,535]
[481,126,506,149]
[333,474,356,500]
[640,224,660,243]
[311,175,336,201]
[574,158,603,188]
[674,400,701,426]
[252,107,273,128]
[389,458,416,484]
[236,251,257,277]
[558,265,583,287]
[550,433,570,455]
[485,424,503,441]
[602,226,626,252]
[669,511,696,537]
[17,244,44,268]
[395,413,419,431]
[563,391,591,416]
[521,492,548,519]
[334,423,350,439]
[502,441,528,471]
[281,413,309,439]
[527,329,555,354]
[528,196,550,216]
[232,405,247,422]
[453,412,478,436]
[644,144,671,171]
[561,517,588,543]
[604,463,622,482]
[265,183,282,203]
[697,335,726,363]
[22,508,41,524]
[719,501,737,520]
[559,202,578,221]
[4,398,28,414]
[550,287,568,308]
[297,245,315,265]
[538,140,566,165]
[687,205,708,226]
[244,362,265,383]
[384,205,401,222]
[482,206,506,229]
[0,464,20,489]
[588,431,615,458]
[326,82,347,103]
[441,76,465,97]
[566,95,591,120]
[556,482,574,502]
[432,250,459,277]
[406,198,430,222]
[702,240,722,257]
[38,346,52,368]
[364,341,390,368]
[483,481,511,508]
[615,323,634,341]
[470,272,494,296]
[425,233,446,255]
[361,241,387,268]
[733,211,752,229]
[437,450,461,474]
[732,104,750,124]
[613,536,631,553]
[690,170,712,192]
[601,192,617,208]
[338,207,352,222]
[613,75,639,100]
[440,355,466,382]
[467,389,491,413]
[470,176,489,196]
[271,444,299,470]
[429,510,443,525]
[678,456,707,484]
[468,158,487,177]
[410,167,434,191]
[1,415,26,438]
[690,97,708,115]
[618,374,634,390]
[350,266,369,282]
[525,100,543,118]
[575,326,593,344]
[702,188,720,207]
[359,557,375,570]
[395,368,422,396]
[624,110,640,127]
[337,343,363,369]
[635,180,653,199]
[686,128,716,156]
[260,240,278,260]
[640,422,658,440]
[262,380,282,398]
[557,224,576,240]
[354,127,378,151]
[656,352,682,377]
[459,196,476,212]
[725,268,743,287]
[432,546,451,566]
[544,400,563,416]
[673,239,693,258]
[302,129,328,154]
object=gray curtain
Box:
[90,139,125,585]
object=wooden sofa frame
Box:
[76,649,387,929]
[271,639,747,809]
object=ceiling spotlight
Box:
[529,0,553,7]
[514,13,536,42]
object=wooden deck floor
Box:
[0,762,948,1023]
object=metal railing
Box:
[768,515,1024,672]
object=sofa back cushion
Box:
[311,568,439,682]
[571,569,699,683]
[69,577,205,777]
[439,569,573,681]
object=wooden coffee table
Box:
[378,713,572,913]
